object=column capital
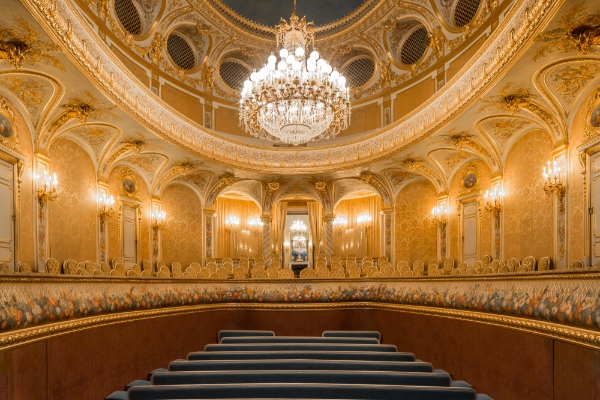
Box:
[203,207,216,216]
[323,213,335,223]
[381,207,394,215]
[260,214,272,224]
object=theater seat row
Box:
[106,330,493,400]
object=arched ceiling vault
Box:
[0,0,597,195]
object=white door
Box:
[122,205,137,268]
[462,201,478,265]
[590,153,600,266]
[0,158,14,268]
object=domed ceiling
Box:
[221,0,368,27]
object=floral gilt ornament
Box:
[0,16,64,70]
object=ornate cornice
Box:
[21,0,564,174]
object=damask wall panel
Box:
[448,160,492,261]
[161,184,203,267]
[568,102,587,262]
[48,138,97,263]
[504,130,554,261]
[333,195,382,258]
[215,197,262,258]
[394,180,437,265]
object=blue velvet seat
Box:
[168,359,434,373]
[218,330,275,343]
[126,382,483,400]
[205,343,397,352]
[220,336,380,345]
[323,330,381,341]
[151,370,453,386]
[187,350,415,362]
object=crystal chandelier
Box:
[239,2,351,146]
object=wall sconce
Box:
[152,210,166,231]
[35,170,58,217]
[284,241,290,252]
[431,206,448,228]
[97,193,115,225]
[247,216,263,232]
[356,213,372,229]
[483,187,504,217]
[333,215,348,232]
[542,160,565,211]
[225,214,240,231]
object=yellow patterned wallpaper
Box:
[333,195,382,258]
[215,197,262,258]
[48,138,97,262]
[161,183,204,266]
[567,94,589,262]
[107,166,151,263]
[448,160,492,261]
[503,129,554,260]
[394,180,437,265]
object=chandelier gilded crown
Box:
[239,1,351,146]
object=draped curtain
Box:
[271,201,288,256]
[215,197,262,258]
[333,195,382,258]
[307,201,323,255]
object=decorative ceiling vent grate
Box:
[341,57,375,88]
[167,34,196,70]
[114,0,142,35]
[400,27,430,65]
[454,0,481,27]
[220,61,250,90]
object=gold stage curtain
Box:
[215,197,262,258]
[271,201,287,256]
[333,195,382,258]
[308,201,323,255]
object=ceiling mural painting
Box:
[120,152,168,185]
[476,115,536,152]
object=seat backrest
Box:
[251,269,268,279]
[299,268,316,279]
[538,256,551,271]
[197,267,210,279]
[45,258,61,274]
[233,267,247,280]
[278,268,294,279]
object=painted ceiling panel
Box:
[221,0,368,27]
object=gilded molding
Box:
[21,0,564,173]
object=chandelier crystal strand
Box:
[239,6,351,145]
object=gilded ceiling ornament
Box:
[478,83,539,115]
[0,17,64,70]
[314,180,327,191]
[201,65,215,93]
[428,26,447,58]
[172,159,202,176]
[148,33,164,65]
[549,62,600,103]
[49,91,118,134]
[267,181,280,191]
[533,3,600,61]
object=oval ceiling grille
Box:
[114,0,142,35]
[220,61,251,90]
[454,0,481,27]
[342,57,375,88]
[167,34,196,70]
[400,27,430,65]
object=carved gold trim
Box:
[22,0,564,174]
[1,297,599,352]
